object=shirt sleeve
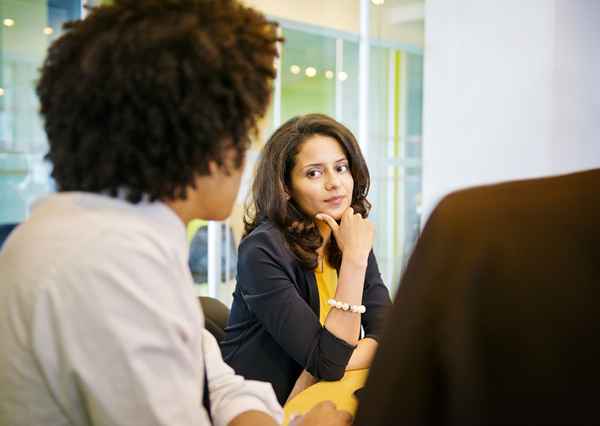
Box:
[238,231,356,381]
[32,230,280,426]
[361,251,392,342]
[202,329,283,426]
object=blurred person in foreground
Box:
[0,1,351,425]
[355,169,600,425]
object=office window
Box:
[0,0,82,225]
[0,1,423,302]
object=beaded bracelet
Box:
[327,298,366,314]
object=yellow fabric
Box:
[283,369,369,425]
[315,259,338,325]
[283,259,367,425]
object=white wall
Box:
[422,0,600,216]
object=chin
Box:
[324,207,345,221]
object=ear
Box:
[281,183,291,200]
[207,160,221,177]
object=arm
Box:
[229,411,278,426]
[346,251,392,371]
[285,370,318,403]
[202,329,283,426]
[238,230,355,381]
[286,336,378,402]
[318,208,375,347]
[346,337,378,371]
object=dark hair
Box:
[245,114,371,270]
[37,0,280,203]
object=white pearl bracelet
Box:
[327,298,366,314]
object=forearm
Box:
[324,253,367,346]
[346,337,378,370]
[228,410,279,426]
[286,369,317,403]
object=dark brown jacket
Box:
[356,169,600,426]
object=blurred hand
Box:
[289,401,353,426]
[316,207,374,264]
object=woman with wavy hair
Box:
[221,114,392,405]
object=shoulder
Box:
[239,221,289,258]
[431,170,597,232]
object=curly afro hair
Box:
[37,0,280,203]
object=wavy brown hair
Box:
[244,114,371,270]
[37,0,280,203]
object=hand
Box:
[316,207,374,263]
[289,401,353,426]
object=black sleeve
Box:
[361,251,392,342]
[354,198,457,426]
[237,230,355,381]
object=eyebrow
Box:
[301,158,348,171]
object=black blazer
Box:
[355,169,600,426]
[221,221,391,404]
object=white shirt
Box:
[0,192,283,426]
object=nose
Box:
[324,170,341,191]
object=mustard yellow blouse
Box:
[315,258,338,325]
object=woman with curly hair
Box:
[221,114,392,405]
[0,1,352,425]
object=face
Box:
[289,135,354,221]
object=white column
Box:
[335,38,344,121]
[358,0,370,156]
[207,221,222,298]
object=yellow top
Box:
[283,258,368,425]
[315,258,338,325]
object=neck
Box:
[163,186,205,225]
[164,197,194,225]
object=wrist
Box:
[342,250,369,268]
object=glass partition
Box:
[0,0,81,225]
[0,0,424,302]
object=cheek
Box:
[293,184,321,211]
[343,175,354,195]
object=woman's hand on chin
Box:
[315,207,374,265]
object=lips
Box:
[324,195,345,204]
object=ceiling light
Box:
[3,18,15,27]
[290,65,301,75]
[371,0,385,5]
[325,70,334,79]
[338,71,348,81]
[43,26,54,35]
[305,67,317,78]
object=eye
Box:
[306,169,323,178]
[336,163,349,173]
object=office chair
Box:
[198,296,230,343]
[0,223,18,251]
